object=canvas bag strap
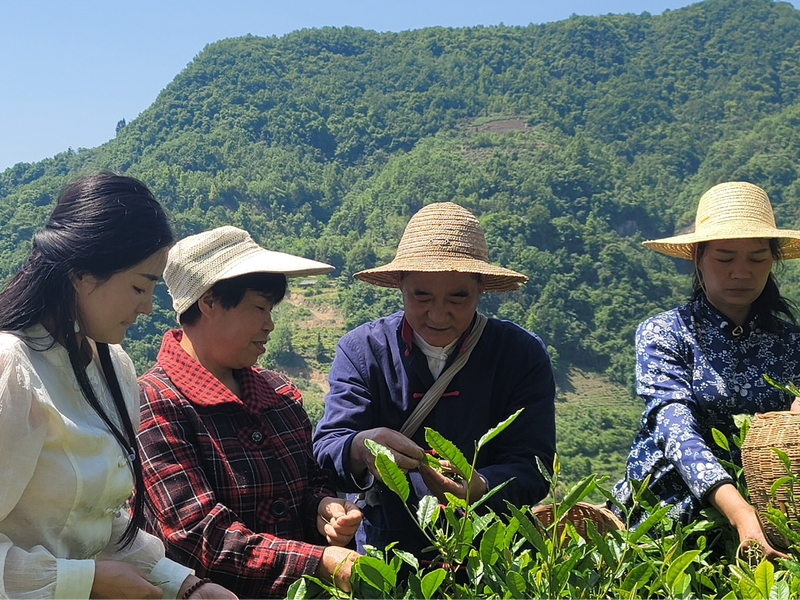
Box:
[399,313,488,439]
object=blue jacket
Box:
[313,311,556,555]
[612,295,800,526]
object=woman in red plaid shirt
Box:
[136,226,361,598]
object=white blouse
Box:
[0,327,192,599]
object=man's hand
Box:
[315,546,359,592]
[350,427,425,481]
[317,497,362,546]
[418,461,488,504]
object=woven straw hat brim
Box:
[355,257,527,293]
[644,181,800,260]
[354,201,527,293]
[644,229,800,260]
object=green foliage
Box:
[295,417,800,599]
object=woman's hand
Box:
[177,576,238,599]
[317,497,362,546]
[315,546,359,592]
[708,483,788,561]
[91,561,162,599]
[418,461,488,504]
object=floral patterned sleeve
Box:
[636,319,733,500]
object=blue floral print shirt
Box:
[612,294,800,526]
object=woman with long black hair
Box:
[0,172,235,599]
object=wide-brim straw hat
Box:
[354,202,527,292]
[643,181,800,260]
[166,226,333,315]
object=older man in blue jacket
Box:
[313,202,556,556]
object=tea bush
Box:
[289,410,800,599]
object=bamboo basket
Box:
[531,501,623,540]
[741,411,800,549]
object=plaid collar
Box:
[156,329,283,412]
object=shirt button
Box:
[270,500,288,517]
[250,430,264,443]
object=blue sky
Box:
[1,0,797,172]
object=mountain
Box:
[3,0,800,488]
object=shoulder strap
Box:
[399,313,488,439]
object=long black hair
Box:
[0,171,173,548]
[692,239,797,332]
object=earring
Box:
[74,320,80,334]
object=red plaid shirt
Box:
[137,330,335,598]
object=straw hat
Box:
[643,182,800,260]
[354,202,527,292]
[165,226,333,315]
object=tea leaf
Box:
[480,521,502,565]
[286,578,308,600]
[777,557,800,578]
[536,455,554,486]
[477,408,524,452]
[737,578,760,600]
[445,491,467,509]
[769,475,795,498]
[620,563,653,592]
[354,556,397,593]
[365,438,395,461]
[628,504,672,543]
[554,551,581,591]
[712,428,730,451]
[471,478,511,512]
[555,474,596,521]
[375,452,409,502]
[425,428,471,483]
[506,502,548,555]
[771,447,792,473]
[665,550,700,591]
[763,508,800,543]
[764,374,800,397]
[754,559,774,598]
[417,495,439,528]
[420,569,447,599]
[392,548,419,572]
[406,573,424,600]
[585,520,614,569]
[772,579,789,600]
[506,570,527,597]
[473,510,496,534]
[420,453,441,469]
[457,518,475,560]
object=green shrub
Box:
[289,411,800,599]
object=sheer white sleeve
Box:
[96,510,192,600]
[0,345,94,599]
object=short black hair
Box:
[180,272,287,326]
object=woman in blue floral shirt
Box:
[612,181,800,559]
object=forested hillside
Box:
[4,0,800,490]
